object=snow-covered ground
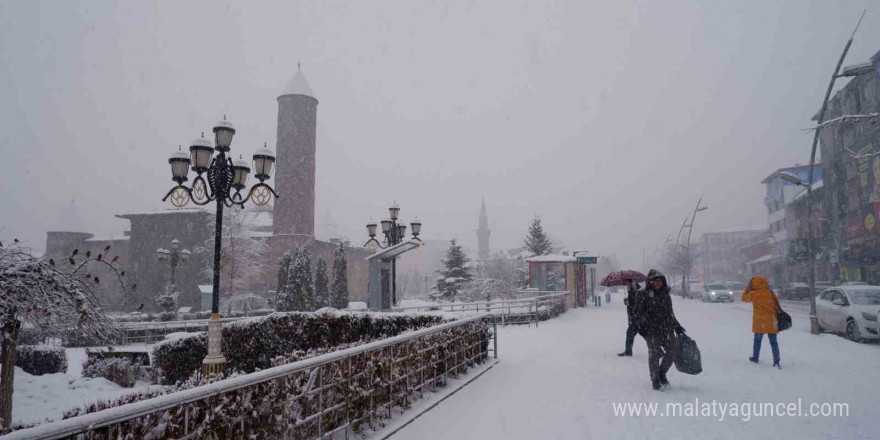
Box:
[393,294,880,439]
[11,345,159,426]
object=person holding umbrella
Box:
[618,277,642,357]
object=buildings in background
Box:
[45,67,371,312]
[696,230,765,283]
[817,49,880,284]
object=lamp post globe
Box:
[363,203,424,307]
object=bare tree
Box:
[458,278,515,303]
[197,209,270,297]
[0,242,125,430]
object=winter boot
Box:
[659,373,669,387]
[652,379,663,391]
[748,357,759,364]
[618,351,633,357]
[773,361,781,369]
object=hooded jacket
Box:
[741,275,780,334]
[633,269,681,336]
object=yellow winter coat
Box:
[741,276,780,334]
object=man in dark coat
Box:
[633,269,685,390]
[618,278,641,356]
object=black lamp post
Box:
[156,238,191,287]
[364,202,422,306]
[162,116,278,376]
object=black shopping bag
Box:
[674,333,702,375]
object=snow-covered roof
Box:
[789,180,824,204]
[525,254,577,263]
[116,207,208,218]
[279,68,316,99]
[84,235,129,242]
[746,254,775,265]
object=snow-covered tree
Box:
[154,285,179,316]
[524,216,553,256]
[314,257,330,308]
[458,278,514,302]
[275,247,315,312]
[0,243,124,430]
[197,209,270,298]
[330,243,349,309]
[431,239,473,302]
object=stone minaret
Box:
[477,197,491,260]
[272,66,317,245]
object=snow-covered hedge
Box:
[15,345,67,375]
[54,318,489,439]
[81,355,156,388]
[152,310,448,384]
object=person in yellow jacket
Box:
[741,275,781,369]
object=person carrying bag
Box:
[741,275,783,369]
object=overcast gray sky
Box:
[1,0,878,269]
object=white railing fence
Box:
[392,291,571,327]
[7,315,495,440]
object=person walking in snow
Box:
[741,275,781,369]
[634,269,686,390]
[618,278,642,357]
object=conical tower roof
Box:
[279,64,316,100]
[49,199,89,233]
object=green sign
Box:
[578,256,598,264]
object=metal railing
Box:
[8,315,495,440]
[392,291,571,327]
[119,317,247,345]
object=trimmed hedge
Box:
[15,345,68,375]
[152,310,447,384]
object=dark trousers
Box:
[645,332,677,381]
[753,333,780,363]
[624,320,638,353]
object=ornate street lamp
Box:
[156,238,191,287]
[162,116,278,376]
[364,203,423,305]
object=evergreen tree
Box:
[330,243,349,309]
[430,239,473,302]
[290,246,316,311]
[314,257,330,308]
[275,251,295,311]
[524,216,553,256]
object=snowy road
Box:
[393,294,880,439]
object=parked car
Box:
[702,283,733,302]
[725,281,745,292]
[815,285,880,342]
[781,282,811,300]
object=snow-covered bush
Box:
[152,311,448,384]
[82,357,138,387]
[15,345,67,375]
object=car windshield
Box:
[849,290,880,305]
[705,284,726,290]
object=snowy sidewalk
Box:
[393,295,880,439]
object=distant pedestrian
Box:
[741,275,781,369]
[618,278,642,357]
[634,269,686,391]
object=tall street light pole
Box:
[684,196,708,298]
[801,9,867,334]
[364,203,423,307]
[162,117,279,375]
[156,238,191,287]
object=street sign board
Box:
[578,256,598,265]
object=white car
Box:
[702,283,734,302]
[815,286,880,342]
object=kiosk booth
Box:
[524,253,598,308]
